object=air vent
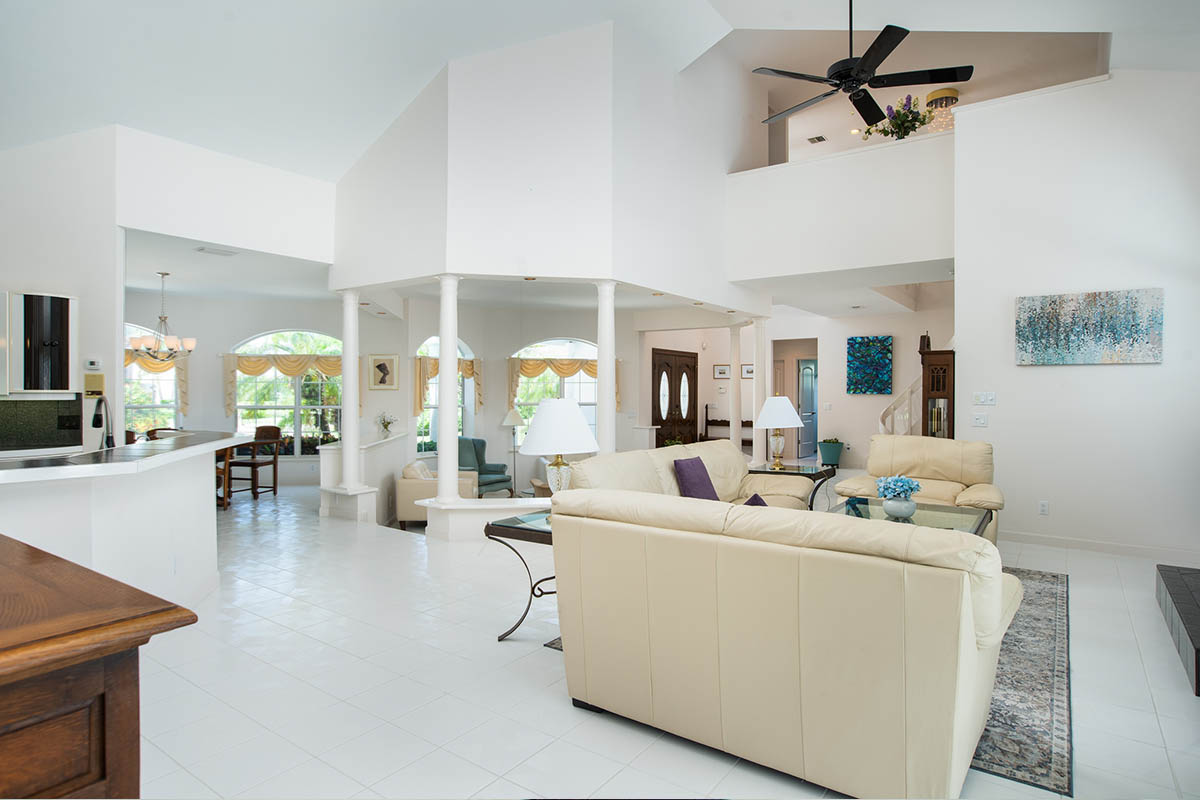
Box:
[194,246,238,257]
[807,135,827,144]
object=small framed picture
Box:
[713,364,731,379]
[740,364,754,379]
[368,355,399,390]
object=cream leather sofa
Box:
[836,434,1005,543]
[551,489,1022,799]
[570,439,815,508]
[394,462,477,529]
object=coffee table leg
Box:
[487,534,555,642]
[808,474,833,510]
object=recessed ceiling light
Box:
[359,302,370,306]
[651,292,664,296]
[850,304,863,309]
[726,310,736,314]
[376,311,386,315]
[850,128,861,135]
[693,301,704,306]
[523,277,536,281]
[194,246,237,257]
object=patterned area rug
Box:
[972,567,1072,796]
[542,568,1071,795]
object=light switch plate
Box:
[972,413,988,427]
[822,402,832,411]
[972,391,997,406]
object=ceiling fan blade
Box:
[869,65,974,88]
[752,67,838,86]
[852,24,909,80]
[848,89,886,126]
[762,88,841,125]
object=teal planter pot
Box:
[817,441,843,466]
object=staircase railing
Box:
[879,375,922,435]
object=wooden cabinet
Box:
[920,347,955,438]
[0,534,196,798]
[5,292,80,393]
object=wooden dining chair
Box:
[125,430,137,445]
[146,427,181,440]
[215,447,233,509]
[229,426,283,500]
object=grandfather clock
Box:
[919,333,954,439]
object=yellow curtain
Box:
[124,349,190,415]
[506,358,621,412]
[222,354,344,416]
[412,356,483,416]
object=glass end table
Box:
[830,496,991,537]
[746,464,837,510]
[484,512,554,642]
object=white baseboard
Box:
[1001,528,1200,567]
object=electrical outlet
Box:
[972,413,988,427]
[1038,500,1050,516]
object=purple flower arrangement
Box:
[863,94,934,141]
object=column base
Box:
[319,485,379,523]
[416,497,551,542]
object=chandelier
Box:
[129,272,196,362]
[925,88,959,134]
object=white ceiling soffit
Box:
[0,0,726,180]
[124,229,333,300]
[740,259,954,317]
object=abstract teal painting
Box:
[1015,288,1163,365]
[846,336,892,394]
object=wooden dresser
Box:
[0,534,196,798]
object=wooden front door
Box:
[651,348,698,447]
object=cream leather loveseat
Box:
[569,439,815,508]
[551,489,1021,799]
[836,434,1005,543]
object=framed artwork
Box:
[1015,288,1163,365]
[713,364,731,379]
[846,336,892,394]
[368,355,399,390]
[740,364,754,379]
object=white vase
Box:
[882,498,916,520]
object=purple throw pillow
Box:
[674,457,719,501]
[743,493,768,506]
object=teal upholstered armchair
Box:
[457,437,514,497]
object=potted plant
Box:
[817,437,843,466]
[377,411,398,438]
[877,475,922,520]
[862,94,934,141]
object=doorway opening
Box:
[773,338,818,463]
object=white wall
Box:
[725,132,954,281]
[0,128,123,451]
[446,24,614,280]
[955,70,1200,560]
[125,289,407,485]
[331,68,449,290]
[116,126,334,263]
[767,303,954,469]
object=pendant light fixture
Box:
[129,272,196,362]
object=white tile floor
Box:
[138,484,1200,799]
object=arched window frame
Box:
[233,330,342,457]
[512,338,598,443]
[124,323,179,433]
[415,336,475,453]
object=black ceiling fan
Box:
[752,0,973,126]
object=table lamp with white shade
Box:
[754,395,804,471]
[518,398,599,493]
[501,407,524,486]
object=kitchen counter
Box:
[0,430,252,484]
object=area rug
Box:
[972,566,1072,796]
[542,568,1072,795]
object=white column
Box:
[436,275,461,503]
[751,317,769,466]
[340,289,363,489]
[596,280,617,454]
[728,325,743,454]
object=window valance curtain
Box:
[505,358,621,412]
[411,356,484,417]
[124,349,190,415]
[222,354,345,416]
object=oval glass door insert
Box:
[679,372,690,417]
[658,370,670,419]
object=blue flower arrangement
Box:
[877,475,921,500]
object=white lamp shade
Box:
[501,408,524,427]
[519,398,599,456]
[754,396,804,429]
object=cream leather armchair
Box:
[835,434,1004,543]
[551,489,1022,799]
[394,462,478,529]
[570,439,814,508]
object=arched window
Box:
[415,336,474,453]
[124,323,178,433]
[234,330,342,456]
[513,338,598,442]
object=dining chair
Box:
[229,426,283,500]
[146,427,181,440]
[215,447,233,509]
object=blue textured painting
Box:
[846,336,892,394]
[1015,288,1163,365]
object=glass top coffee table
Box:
[746,465,837,509]
[484,511,553,642]
[831,496,992,537]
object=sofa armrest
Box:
[956,483,1005,511]
[977,572,1023,649]
[738,473,814,502]
[833,474,877,498]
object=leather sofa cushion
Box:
[675,457,720,501]
[866,434,994,486]
[570,440,749,502]
[402,460,434,480]
[836,474,966,505]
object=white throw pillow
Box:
[402,461,434,480]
